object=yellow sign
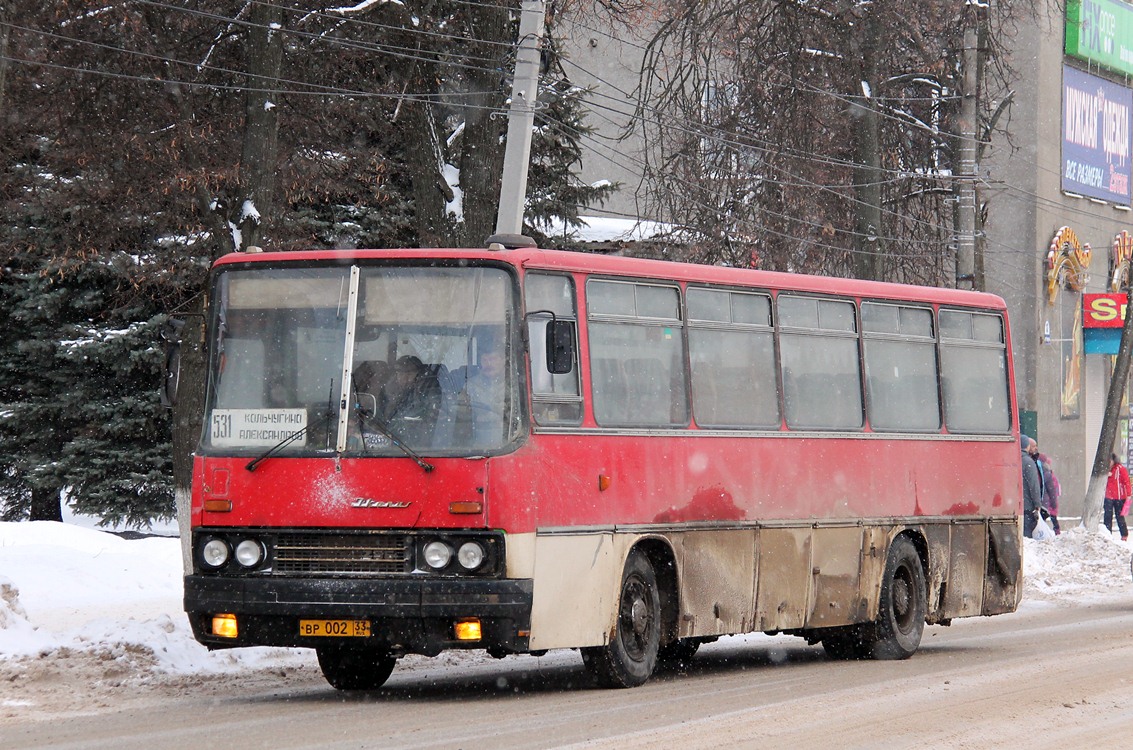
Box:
[1047,226,1092,304]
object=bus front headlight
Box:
[201,538,229,569]
[423,540,453,569]
[235,539,264,568]
[457,541,485,571]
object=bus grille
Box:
[273,533,413,576]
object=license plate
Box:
[299,619,371,637]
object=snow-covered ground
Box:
[1,518,1130,718]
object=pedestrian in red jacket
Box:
[1104,453,1131,541]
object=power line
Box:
[5,6,1100,279]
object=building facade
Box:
[559,1,1133,518]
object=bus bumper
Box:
[184,575,534,656]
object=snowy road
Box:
[5,597,1133,749]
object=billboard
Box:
[1062,65,1132,204]
[1066,0,1133,78]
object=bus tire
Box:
[864,535,926,660]
[316,646,396,690]
[581,550,661,688]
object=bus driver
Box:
[378,355,441,446]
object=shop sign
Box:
[1084,292,1128,353]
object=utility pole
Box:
[955,1,984,290]
[495,0,546,236]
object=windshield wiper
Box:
[245,411,331,472]
[353,391,434,473]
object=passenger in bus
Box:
[452,336,506,448]
[379,355,441,445]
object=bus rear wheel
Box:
[316,646,396,690]
[862,535,926,660]
[582,550,661,688]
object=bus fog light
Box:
[212,613,238,638]
[454,618,482,641]
[457,542,485,570]
[235,539,264,568]
[202,538,229,568]
[424,541,453,569]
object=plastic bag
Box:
[1033,513,1055,541]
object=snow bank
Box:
[0,522,306,676]
[1021,525,1132,604]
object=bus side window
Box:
[587,280,688,428]
[526,273,583,426]
[778,295,863,431]
[687,287,778,428]
[939,310,1010,433]
[861,302,940,432]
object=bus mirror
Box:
[160,318,185,408]
[546,319,574,375]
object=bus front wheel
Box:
[582,550,661,688]
[316,646,396,690]
[863,535,927,660]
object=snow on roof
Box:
[537,216,675,243]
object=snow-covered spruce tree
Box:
[0,252,175,527]
[0,258,69,522]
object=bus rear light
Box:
[203,499,233,513]
[449,501,483,514]
[598,474,612,492]
[454,618,481,641]
[212,613,239,638]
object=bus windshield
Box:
[203,264,521,458]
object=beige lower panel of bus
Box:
[524,522,1014,651]
[528,530,763,650]
[527,526,884,650]
[672,530,758,638]
[916,520,993,621]
[528,531,629,651]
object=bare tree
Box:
[626,0,1025,283]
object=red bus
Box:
[183,237,1022,689]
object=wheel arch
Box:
[630,536,681,648]
[897,528,930,585]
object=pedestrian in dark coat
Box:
[1021,435,1042,539]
